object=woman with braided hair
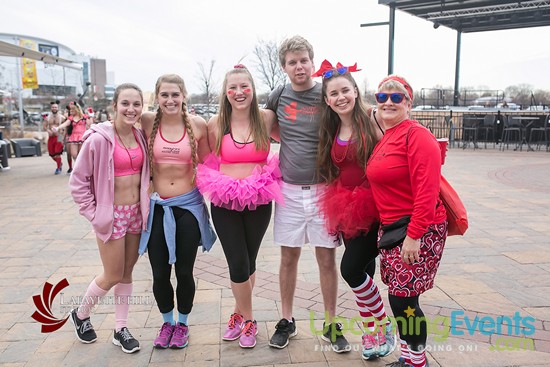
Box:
[138,74,216,349]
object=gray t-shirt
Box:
[266,82,322,185]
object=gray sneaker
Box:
[69,308,97,344]
[112,327,140,353]
[321,322,351,353]
[269,318,297,348]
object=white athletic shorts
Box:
[274,182,340,248]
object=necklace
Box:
[332,125,352,164]
[230,127,253,149]
[114,124,139,172]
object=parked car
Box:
[412,105,437,110]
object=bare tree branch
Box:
[196,59,217,118]
[252,39,286,91]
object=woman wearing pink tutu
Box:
[56,101,93,165]
[197,64,281,349]
[314,60,396,360]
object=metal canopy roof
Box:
[379,0,550,33]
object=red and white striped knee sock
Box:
[409,347,427,367]
[351,276,387,331]
[400,339,411,363]
[77,279,108,320]
[114,283,133,332]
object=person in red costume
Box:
[366,75,447,367]
[314,60,397,361]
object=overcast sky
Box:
[2,0,550,95]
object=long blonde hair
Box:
[215,65,269,154]
[148,74,198,185]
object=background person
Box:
[43,100,66,174]
[56,102,93,171]
[314,60,396,360]
[68,83,150,354]
[197,64,281,349]
[366,75,447,367]
[138,74,216,350]
[264,36,350,353]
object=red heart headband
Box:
[378,75,413,101]
[311,59,361,78]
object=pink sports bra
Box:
[153,125,192,165]
[113,131,144,177]
[219,133,269,164]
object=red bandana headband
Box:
[378,75,413,101]
[311,59,361,78]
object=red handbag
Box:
[440,175,468,236]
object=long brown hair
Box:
[148,74,198,185]
[317,72,377,184]
[215,65,269,154]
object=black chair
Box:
[462,116,479,149]
[500,115,522,151]
[528,114,550,151]
[477,115,496,149]
[0,140,9,170]
[9,138,42,157]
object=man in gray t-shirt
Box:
[265,36,349,353]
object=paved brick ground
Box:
[1,146,550,366]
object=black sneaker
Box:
[112,327,140,353]
[69,308,97,343]
[321,322,351,353]
[268,318,297,348]
[67,168,73,174]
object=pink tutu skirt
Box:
[319,179,379,239]
[196,153,283,211]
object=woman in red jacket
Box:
[366,75,447,367]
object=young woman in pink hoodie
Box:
[68,83,150,354]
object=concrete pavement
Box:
[0,147,549,367]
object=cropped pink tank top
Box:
[153,125,192,165]
[113,131,144,177]
[219,133,269,164]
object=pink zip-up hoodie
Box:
[69,122,150,244]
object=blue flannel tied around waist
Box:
[139,187,217,264]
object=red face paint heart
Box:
[227,90,235,95]
[243,88,251,93]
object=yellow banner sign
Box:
[20,39,38,89]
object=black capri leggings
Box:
[210,202,272,283]
[340,229,379,288]
[389,294,427,351]
[147,204,201,315]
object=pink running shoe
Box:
[169,323,189,349]
[222,313,244,341]
[239,320,258,348]
[153,322,174,349]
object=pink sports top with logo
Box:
[113,131,144,177]
[153,125,192,165]
[220,133,269,164]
